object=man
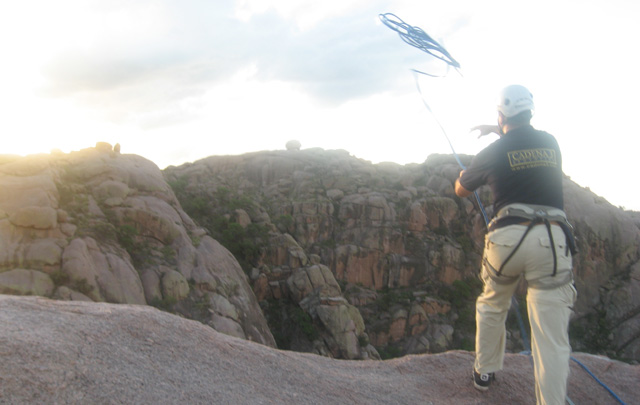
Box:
[455,85,577,404]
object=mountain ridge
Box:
[1,143,639,367]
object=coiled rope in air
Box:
[379,13,461,77]
[378,12,489,224]
[380,11,627,405]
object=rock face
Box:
[2,145,639,364]
[0,146,275,347]
[1,295,638,405]
[164,149,640,362]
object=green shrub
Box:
[275,214,294,232]
[374,288,412,312]
[456,235,474,252]
[116,224,138,251]
[377,345,404,360]
[116,224,152,269]
[216,186,231,203]
[167,176,189,194]
[569,310,610,355]
[291,306,319,341]
[210,220,269,272]
[441,278,481,309]
[318,238,337,249]
[439,278,482,348]
[433,225,449,236]
[161,245,176,262]
[50,270,70,286]
[358,335,369,347]
[182,196,210,218]
[150,296,177,312]
[50,271,93,295]
[193,295,212,316]
[459,337,474,351]
[173,185,268,272]
[72,278,94,295]
[263,299,320,350]
[229,196,254,211]
[375,288,398,312]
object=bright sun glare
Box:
[0,1,639,211]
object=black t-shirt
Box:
[459,125,564,215]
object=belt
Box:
[516,220,561,227]
[489,216,563,232]
[489,216,577,256]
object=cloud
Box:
[37,0,456,127]
[41,1,241,92]
[251,11,434,103]
[37,1,255,126]
[245,5,462,103]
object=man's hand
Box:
[455,169,472,198]
[471,125,500,138]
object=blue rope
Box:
[408,55,490,225]
[379,13,461,76]
[571,356,627,404]
[379,12,489,224]
[379,12,488,223]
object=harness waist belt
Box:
[485,203,578,282]
[488,204,578,256]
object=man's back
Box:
[459,125,564,214]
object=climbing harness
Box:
[380,12,626,404]
[483,203,578,289]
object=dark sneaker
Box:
[473,369,495,391]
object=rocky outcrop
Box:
[165,150,474,358]
[165,149,640,362]
[0,269,55,296]
[163,151,488,359]
[563,180,640,360]
[2,295,638,405]
[289,263,379,359]
[2,144,638,363]
[0,145,275,347]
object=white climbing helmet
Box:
[497,85,534,117]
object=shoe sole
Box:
[473,382,489,391]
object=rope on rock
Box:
[571,356,627,404]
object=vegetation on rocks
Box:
[1,144,638,364]
[0,144,276,347]
[166,149,640,363]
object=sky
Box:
[1,0,639,211]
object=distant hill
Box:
[1,143,639,365]
[164,147,640,362]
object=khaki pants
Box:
[474,224,577,405]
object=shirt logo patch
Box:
[507,148,557,170]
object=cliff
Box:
[2,295,638,404]
[1,143,639,365]
[0,144,275,347]
[164,148,640,362]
